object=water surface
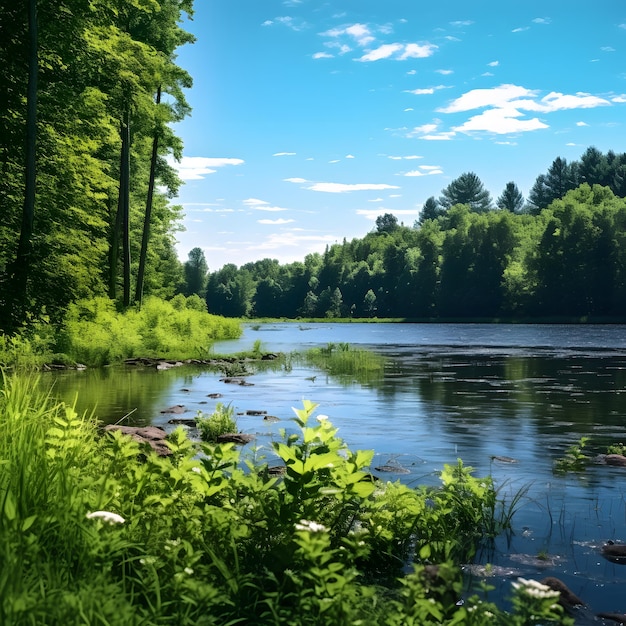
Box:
[46,323,626,619]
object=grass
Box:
[195,403,238,442]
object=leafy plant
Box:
[195,403,238,442]
[554,436,590,473]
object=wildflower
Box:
[295,519,328,533]
[316,414,329,422]
[86,510,125,525]
[192,466,202,474]
[511,578,560,599]
[184,567,194,575]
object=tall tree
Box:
[2,0,38,330]
[375,213,399,234]
[439,172,493,213]
[183,247,208,298]
[497,182,524,213]
[417,196,444,224]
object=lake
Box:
[46,322,626,620]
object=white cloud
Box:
[533,17,551,24]
[284,177,308,183]
[420,132,456,141]
[368,197,384,202]
[264,16,306,31]
[255,206,289,212]
[329,159,340,163]
[345,154,355,158]
[576,121,589,126]
[313,51,333,59]
[488,60,499,67]
[612,95,626,103]
[539,91,610,111]
[450,20,473,27]
[388,155,423,160]
[453,107,548,134]
[512,27,529,33]
[439,84,537,113]
[436,69,454,75]
[408,123,439,135]
[243,198,269,207]
[307,182,400,193]
[273,151,296,156]
[357,42,436,62]
[406,88,434,95]
[357,43,402,61]
[400,43,438,59]
[170,156,244,180]
[258,218,296,225]
[404,167,443,177]
[601,46,616,52]
[322,23,374,46]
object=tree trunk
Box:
[134,86,161,305]
[121,108,131,307]
[4,0,38,329]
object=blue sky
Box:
[170,0,626,271]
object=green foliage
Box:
[607,442,626,455]
[554,436,590,473]
[61,295,241,365]
[195,403,237,442]
[0,379,571,625]
[301,343,386,383]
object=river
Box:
[46,322,626,619]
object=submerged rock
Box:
[216,433,254,445]
[374,464,411,474]
[160,404,186,414]
[601,541,626,563]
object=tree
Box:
[375,213,399,234]
[528,157,577,212]
[497,182,524,213]
[183,247,208,297]
[417,196,444,224]
[439,172,493,212]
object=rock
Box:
[605,454,626,467]
[167,418,197,427]
[245,410,267,416]
[207,393,223,399]
[601,541,626,563]
[491,455,518,463]
[216,433,254,445]
[104,425,171,456]
[374,464,411,474]
[219,377,254,386]
[540,577,585,607]
[156,360,183,371]
[263,415,280,423]
[597,613,626,624]
[160,404,186,414]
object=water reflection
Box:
[42,322,626,618]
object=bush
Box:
[195,403,237,442]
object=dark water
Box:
[46,323,626,621]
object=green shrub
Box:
[195,403,238,442]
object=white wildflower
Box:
[295,519,328,533]
[86,510,125,525]
[191,466,202,474]
[316,414,329,422]
[511,578,560,599]
[184,567,194,575]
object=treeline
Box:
[205,180,626,320]
[0,0,195,332]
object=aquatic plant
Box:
[195,402,238,442]
[300,343,386,383]
[554,436,590,473]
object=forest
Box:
[205,166,626,320]
[3,1,626,335]
[0,0,195,334]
